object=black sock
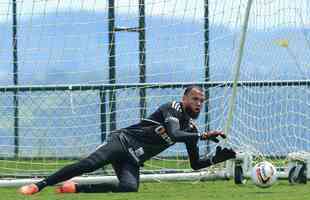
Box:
[76,183,138,193]
[76,183,118,193]
[35,180,48,191]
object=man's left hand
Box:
[212,146,236,164]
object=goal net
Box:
[1,0,310,186]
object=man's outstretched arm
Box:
[164,116,200,142]
[185,135,236,170]
[164,116,236,170]
[165,116,227,143]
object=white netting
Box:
[0,0,310,184]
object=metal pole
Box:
[12,0,19,158]
[204,0,210,152]
[99,90,107,143]
[108,0,116,131]
[139,0,146,119]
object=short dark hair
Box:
[183,85,203,96]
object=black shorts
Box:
[93,130,144,167]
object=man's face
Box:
[182,88,205,119]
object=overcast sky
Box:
[0,0,309,28]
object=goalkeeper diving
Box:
[19,85,236,195]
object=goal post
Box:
[1,0,310,187]
[224,0,253,137]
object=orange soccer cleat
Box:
[55,181,77,193]
[19,183,39,195]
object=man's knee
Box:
[118,182,139,192]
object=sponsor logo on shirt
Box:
[155,125,174,145]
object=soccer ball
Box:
[251,161,277,188]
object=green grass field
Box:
[0,180,309,200]
[0,159,305,200]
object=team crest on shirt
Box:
[189,119,198,130]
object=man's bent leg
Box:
[114,161,140,192]
[75,160,140,193]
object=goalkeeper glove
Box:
[211,146,236,164]
[200,130,226,143]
